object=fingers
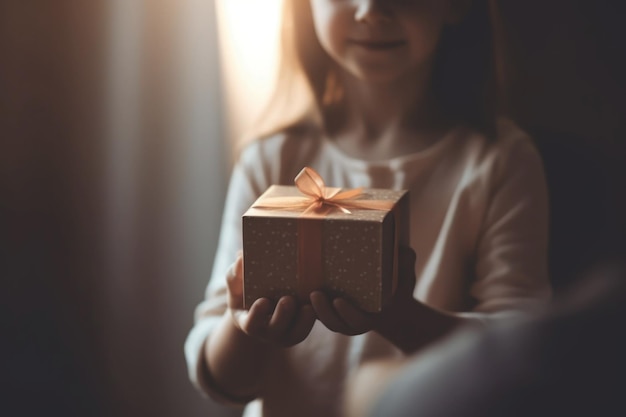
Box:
[282,305,316,347]
[236,296,316,347]
[399,245,416,261]
[311,291,371,336]
[238,291,374,345]
[234,297,273,337]
[310,292,349,333]
[397,246,417,294]
[399,246,417,274]
[267,296,296,338]
[333,298,374,334]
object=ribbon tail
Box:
[325,202,352,214]
[252,196,314,210]
[335,199,395,211]
[332,188,363,200]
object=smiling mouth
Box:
[349,39,406,50]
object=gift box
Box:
[242,168,409,312]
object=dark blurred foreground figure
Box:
[348,254,626,417]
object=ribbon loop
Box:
[294,167,326,199]
[253,167,394,215]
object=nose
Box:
[354,0,392,24]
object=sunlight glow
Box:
[216,0,284,144]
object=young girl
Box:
[185,1,551,416]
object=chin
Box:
[347,66,417,86]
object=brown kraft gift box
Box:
[242,169,409,313]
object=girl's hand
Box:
[226,255,317,347]
[310,247,418,336]
[310,291,374,335]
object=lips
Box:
[348,39,406,50]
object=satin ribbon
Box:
[252,167,397,305]
[252,167,394,216]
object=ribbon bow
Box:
[253,167,393,216]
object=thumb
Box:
[226,255,244,310]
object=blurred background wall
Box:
[1,0,237,415]
[0,1,624,417]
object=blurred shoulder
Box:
[458,118,542,169]
[448,118,546,194]
[492,118,543,170]
[494,118,538,153]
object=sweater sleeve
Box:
[462,134,552,321]
[184,140,272,402]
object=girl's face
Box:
[309,0,457,84]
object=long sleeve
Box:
[411,122,552,321]
[465,131,552,319]
[184,141,271,400]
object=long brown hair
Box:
[432,0,509,137]
[253,0,509,140]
